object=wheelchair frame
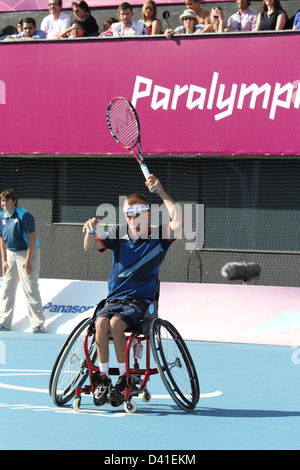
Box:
[49,300,200,414]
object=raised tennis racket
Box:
[106,97,156,193]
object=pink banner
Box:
[0,0,220,13]
[0,33,299,155]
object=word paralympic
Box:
[96,197,204,250]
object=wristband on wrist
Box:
[88,229,96,235]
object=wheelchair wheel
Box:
[149,318,200,412]
[50,317,97,406]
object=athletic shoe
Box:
[32,326,45,333]
[94,373,112,406]
[109,374,139,406]
[0,326,9,331]
[109,374,127,406]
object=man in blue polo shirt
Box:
[83,174,182,405]
[0,189,45,332]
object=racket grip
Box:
[140,163,157,193]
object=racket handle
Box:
[140,163,157,193]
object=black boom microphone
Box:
[221,262,261,282]
[163,11,171,29]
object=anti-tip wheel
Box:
[124,400,137,414]
[73,397,81,412]
[141,390,152,403]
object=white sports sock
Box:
[99,362,110,378]
[118,362,126,377]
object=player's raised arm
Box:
[83,217,101,251]
[145,174,183,237]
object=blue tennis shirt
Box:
[96,224,175,302]
[0,206,40,251]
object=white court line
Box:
[0,381,222,398]
[0,369,222,398]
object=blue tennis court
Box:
[0,330,299,451]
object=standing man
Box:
[226,0,258,31]
[184,0,210,24]
[99,2,147,37]
[0,189,45,333]
[41,0,71,38]
[83,174,182,405]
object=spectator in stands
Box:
[59,0,98,37]
[41,0,71,39]
[3,18,46,40]
[68,19,87,37]
[99,2,147,37]
[226,0,258,31]
[165,8,204,38]
[0,189,45,333]
[139,0,162,35]
[255,0,286,30]
[200,7,226,33]
[184,0,210,24]
[293,10,300,29]
[15,19,23,34]
[102,17,119,32]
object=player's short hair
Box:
[126,193,148,206]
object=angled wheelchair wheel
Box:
[149,318,200,412]
[50,317,97,406]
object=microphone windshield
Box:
[221,262,261,282]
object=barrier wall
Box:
[0,33,300,155]
[2,277,300,346]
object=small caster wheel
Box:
[124,400,137,414]
[141,390,152,403]
[73,397,81,412]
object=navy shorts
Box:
[96,300,147,329]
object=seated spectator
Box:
[200,7,226,33]
[184,0,210,24]
[102,17,119,32]
[255,0,286,31]
[15,19,23,34]
[165,8,205,38]
[59,0,98,37]
[139,0,162,35]
[3,18,47,40]
[99,2,147,37]
[68,19,86,37]
[41,0,72,38]
[226,0,258,31]
[293,10,300,30]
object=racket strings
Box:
[110,99,138,149]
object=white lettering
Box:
[171,84,188,110]
[207,72,219,109]
[215,83,238,121]
[269,82,294,120]
[151,85,171,110]
[186,85,206,110]
[131,74,300,122]
[237,83,271,110]
[131,75,152,107]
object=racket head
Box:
[107,97,141,150]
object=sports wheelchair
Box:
[49,297,200,414]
